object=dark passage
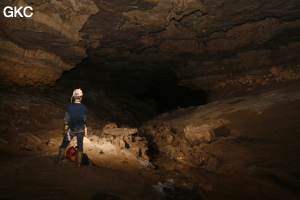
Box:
[136,72,208,112]
[56,62,208,124]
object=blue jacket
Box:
[64,103,87,132]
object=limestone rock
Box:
[184,125,215,145]
[79,0,300,94]
[0,0,99,87]
[1,0,300,91]
[103,127,138,136]
[103,123,118,129]
[46,138,58,147]
[80,130,149,161]
[140,118,231,170]
[14,133,43,151]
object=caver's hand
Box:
[64,124,69,134]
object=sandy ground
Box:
[0,149,160,200]
[1,80,300,200]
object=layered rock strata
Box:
[1,0,300,92]
[0,0,98,86]
[81,0,300,93]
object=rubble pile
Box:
[69,122,150,165]
[140,118,230,172]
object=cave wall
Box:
[81,0,300,93]
[1,0,300,92]
[0,0,98,87]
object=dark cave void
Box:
[57,62,208,120]
[136,74,208,112]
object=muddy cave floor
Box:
[0,81,300,200]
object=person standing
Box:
[56,88,88,167]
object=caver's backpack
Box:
[66,146,77,162]
[66,146,90,166]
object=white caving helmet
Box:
[71,88,83,102]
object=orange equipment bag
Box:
[66,146,78,162]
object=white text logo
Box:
[3,6,33,18]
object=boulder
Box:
[103,123,118,129]
[103,127,138,136]
[47,138,58,147]
[15,133,43,151]
[184,124,215,145]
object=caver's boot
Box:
[77,151,83,168]
[55,147,66,164]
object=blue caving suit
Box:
[60,102,87,152]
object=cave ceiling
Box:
[0,0,300,91]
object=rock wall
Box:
[80,0,300,93]
[139,82,300,172]
[1,0,300,92]
[177,44,300,91]
[0,0,98,86]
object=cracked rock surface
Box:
[1,0,299,91]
